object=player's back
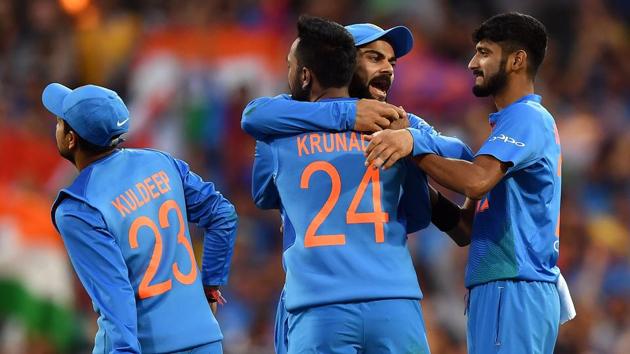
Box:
[56,148,220,353]
[270,127,422,311]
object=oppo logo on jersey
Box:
[111,170,172,218]
[489,134,525,147]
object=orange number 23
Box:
[128,199,197,299]
[300,161,389,248]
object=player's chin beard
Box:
[290,74,312,102]
[349,74,390,102]
[58,146,75,164]
[472,58,508,97]
[349,74,373,100]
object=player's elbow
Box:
[241,109,257,136]
[241,99,267,137]
[463,179,491,200]
[455,237,471,247]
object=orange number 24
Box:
[300,161,389,248]
[129,199,197,299]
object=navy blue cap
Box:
[345,23,414,58]
[42,83,130,147]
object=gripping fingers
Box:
[376,117,391,129]
[383,152,402,169]
[365,137,380,156]
[374,147,397,170]
[365,142,390,167]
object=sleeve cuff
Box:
[341,101,356,130]
[407,128,437,156]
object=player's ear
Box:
[301,67,312,89]
[510,50,527,72]
[67,130,78,150]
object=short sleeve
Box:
[476,106,544,173]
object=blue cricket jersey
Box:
[242,94,473,243]
[248,96,472,311]
[242,94,473,164]
[52,148,238,353]
[466,94,561,288]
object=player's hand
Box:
[354,99,407,132]
[389,106,409,130]
[364,129,413,170]
[204,285,227,314]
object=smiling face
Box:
[468,39,509,97]
[349,39,396,101]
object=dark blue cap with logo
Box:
[345,23,414,58]
[42,83,130,147]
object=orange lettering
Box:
[136,183,151,203]
[120,194,136,211]
[348,132,361,151]
[476,198,489,213]
[310,133,322,154]
[323,133,335,152]
[153,173,169,194]
[297,135,309,157]
[335,133,348,151]
[360,134,369,151]
[127,189,144,208]
[111,197,130,217]
[158,171,171,192]
[144,178,160,198]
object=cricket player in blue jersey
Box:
[248,16,474,354]
[42,83,238,354]
[365,13,565,354]
[242,22,474,354]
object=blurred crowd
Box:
[0,0,628,353]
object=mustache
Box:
[473,70,483,77]
[369,74,392,90]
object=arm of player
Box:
[366,109,542,199]
[428,186,475,246]
[173,158,238,287]
[252,140,280,209]
[407,113,474,161]
[241,95,404,139]
[55,199,140,354]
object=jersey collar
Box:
[488,94,542,127]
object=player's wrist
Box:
[431,191,462,232]
[406,128,437,156]
[204,285,227,305]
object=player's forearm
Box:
[202,224,237,286]
[432,135,474,161]
[430,187,471,246]
[241,95,354,139]
[415,154,490,199]
[444,198,475,246]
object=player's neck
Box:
[309,86,350,102]
[493,76,534,111]
[74,149,117,171]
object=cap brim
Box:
[42,83,71,118]
[355,26,414,58]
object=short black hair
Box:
[63,120,118,154]
[473,12,548,77]
[296,15,357,88]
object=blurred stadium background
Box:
[0,0,628,353]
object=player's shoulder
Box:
[407,112,438,133]
[508,98,553,124]
[52,190,101,232]
[123,147,174,160]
